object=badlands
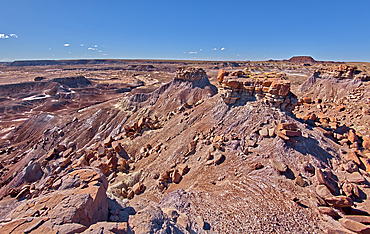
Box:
[0,57,370,233]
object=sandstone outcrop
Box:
[217,69,298,111]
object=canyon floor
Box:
[0,59,370,233]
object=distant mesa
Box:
[288,56,316,64]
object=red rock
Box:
[97,146,106,157]
[171,169,182,183]
[325,196,354,207]
[309,113,317,121]
[281,130,302,137]
[56,144,67,153]
[316,168,337,194]
[217,69,227,83]
[132,182,145,194]
[277,123,298,131]
[103,136,113,147]
[277,131,290,141]
[360,157,370,173]
[223,79,241,88]
[177,164,189,176]
[302,97,311,104]
[108,155,118,169]
[348,129,358,143]
[268,80,290,96]
[337,105,345,111]
[339,218,370,233]
[361,140,370,151]
[112,141,121,153]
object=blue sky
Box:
[1,0,369,62]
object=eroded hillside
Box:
[0,60,370,233]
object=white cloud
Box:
[80,44,84,46]
[64,44,69,47]
[212,48,217,50]
[69,52,71,54]
[93,45,98,47]
[0,33,18,39]
[183,52,186,53]
[88,47,97,50]
[98,50,102,53]
[102,54,108,56]
[200,49,202,51]
[49,48,51,50]
[188,52,197,54]
[221,47,225,50]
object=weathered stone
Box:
[24,162,43,183]
[281,129,302,137]
[214,151,225,165]
[347,172,366,183]
[348,129,358,144]
[268,128,275,137]
[171,169,182,183]
[325,196,354,208]
[277,123,298,131]
[345,151,361,166]
[360,157,370,173]
[343,160,359,173]
[112,141,121,153]
[259,127,269,137]
[159,171,170,182]
[342,182,353,197]
[81,221,128,234]
[132,182,145,195]
[317,207,340,219]
[316,168,337,194]
[344,215,370,225]
[339,218,370,233]
[104,136,113,147]
[59,157,71,168]
[295,175,306,187]
[177,164,189,176]
[270,159,287,173]
[316,184,333,198]
[7,168,109,227]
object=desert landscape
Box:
[0,57,369,233]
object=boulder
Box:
[171,169,182,183]
[270,159,287,173]
[346,172,366,183]
[360,157,370,173]
[23,162,43,183]
[325,196,354,208]
[316,168,338,194]
[317,207,340,219]
[348,129,358,143]
[316,184,332,198]
[112,141,121,153]
[132,182,145,195]
[339,218,370,233]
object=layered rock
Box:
[175,67,207,81]
[218,69,298,111]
